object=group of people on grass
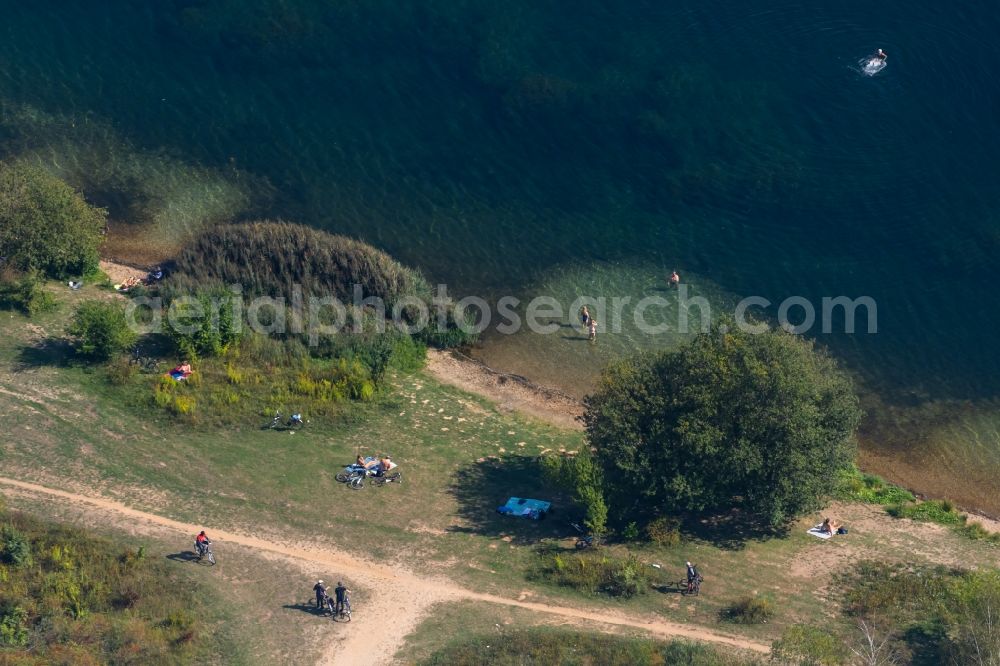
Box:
[114,266,164,293]
[355,454,393,475]
[313,579,351,615]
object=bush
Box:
[529,550,660,599]
[584,320,861,526]
[886,499,964,526]
[0,271,58,316]
[1,526,32,567]
[0,161,107,278]
[645,516,682,547]
[834,466,914,505]
[771,625,847,666]
[721,595,774,624]
[166,289,242,358]
[0,605,29,647]
[67,301,138,361]
[541,448,607,536]
[105,356,137,385]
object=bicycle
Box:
[571,522,600,550]
[333,597,352,622]
[129,346,159,373]
[680,575,703,596]
[195,542,216,566]
[371,471,402,487]
[262,411,306,431]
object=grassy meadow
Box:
[2,283,1000,664]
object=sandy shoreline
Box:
[425,349,584,430]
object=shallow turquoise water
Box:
[1,2,999,493]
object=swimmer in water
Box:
[876,48,887,61]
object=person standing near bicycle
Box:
[686,561,700,586]
[313,580,329,610]
[334,581,351,615]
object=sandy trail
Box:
[0,476,769,663]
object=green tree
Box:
[67,301,138,361]
[542,448,608,536]
[166,290,242,359]
[584,321,861,526]
[0,162,107,278]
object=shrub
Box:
[0,161,107,278]
[1,526,32,567]
[541,448,607,536]
[529,550,660,599]
[835,466,914,505]
[0,605,29,647]
[67,301,138,361]
[722,595,774,624]
[886,499,964,526]
[105,356,137,385]
[165,289,242,358]
[645,516,682,547]
[771,625,847,665]
[0,271,58,316]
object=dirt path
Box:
[424,350,584,430]
[0,476,769,663]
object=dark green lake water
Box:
[2,1,998,505]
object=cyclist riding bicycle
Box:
[195,531,211,557]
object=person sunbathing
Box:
[379,456,392,474]
[820,518,841,534]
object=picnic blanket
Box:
[497,497,551,520]
[807,525,833,540]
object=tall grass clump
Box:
[166,220,431,310]
[528,548,664,599]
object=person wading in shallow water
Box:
[579,305,591,330]
[669,270,681,288]
[588,319,598,342]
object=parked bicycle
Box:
[571,522,600,550]
[129,346,159,373]
[262,411,306,430]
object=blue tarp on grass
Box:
[496,497,550,520]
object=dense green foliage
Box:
[840,562,1000,665]
[163,221,475,348]
[166,220,431,309]
[0,503,218,663]
[834,466,915,505]
[67,301,138,361]
[0,271,57,317]
[0,162,106,278]
[166,289,242,359]
[583,322,862,526]
[541,448,608,536]
[420,628,757,666]
[528,547,667,599]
